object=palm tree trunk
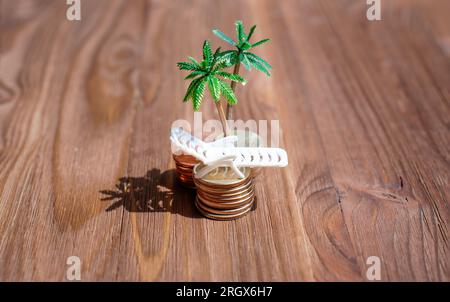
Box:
[215,100,230,136]
[226,63,241,120]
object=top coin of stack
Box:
[193,164,255,220]
[173,154,199,189]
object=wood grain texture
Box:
[0,0,448,281]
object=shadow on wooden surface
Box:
[100,168,200,218]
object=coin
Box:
[193,178,253,195]
[197,192,254,209]
[193,165,255,219]
[173,154,200,189]
[176,165,195,172]
[196,196,254,215]
[195,197,253,220]
[198,186,254,202]
[193,165,251,188]
[173,154,199,165]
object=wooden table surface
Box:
[0,0,449,281]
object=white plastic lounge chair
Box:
[170,127,288,179]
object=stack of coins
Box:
[173,154,199,189]
[193,165,255,220]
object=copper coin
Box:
[195,196,253,214]
[200,184,254,201]
[196,197,254,215]
[175,163,196,170]
[197,192,254,210]
[176,167,194,174]
[176,172,193,179]
[176,165,195,172]
[193,180,253,196]
[194,176,253,194]
[199,193,254,207]
[173,154,199,166]
[198,187,254,203]
[177,172,192,177]
[178,179,195,187]
[193,174,252,190]
[195,198,253,220]
[177,176,194,182]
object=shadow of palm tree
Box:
[100,168,200,218]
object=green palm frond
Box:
[216,72,246,83]
[213,61,231,71]
[177,62,198,71]
[202,41,213,65]
[216,50,237,66]
[213,47,222,61]
[241,41,252,50]
[183,77,203,102]
[212,21,271,78]
[245,52,272,70]
[235,20,246,42]
[247,25,256,41]
[184,70,207,80]
[192,78,206,111]
[212,29,236,46]
[246,54,270,76]
[219,80,238,105]
[240,52,252,71]
[252,38,270,48]
[188,56,201,67]
[177,40,247,111]
[208,76,221,102]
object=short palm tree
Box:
[213,21,272,119]
[177,40,246,136]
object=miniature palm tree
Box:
[177,41,246,136]
[213,21,272,119]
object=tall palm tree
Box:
[213,21,272,119]
[177,41,246,136]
